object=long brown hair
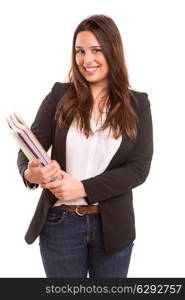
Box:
[56,14,138,141]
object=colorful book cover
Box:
[7,113,51,166]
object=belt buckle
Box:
[75,206,85,216]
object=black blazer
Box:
[17,82,153,253]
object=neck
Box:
[89,81,108,101]
[90,89,107,107]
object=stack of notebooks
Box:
[7,112,51,166]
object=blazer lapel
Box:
[52,124,134,174]
[104,136,134,171]
[51,125,69,171]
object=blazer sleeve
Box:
[17,82,67,188]
[82,93,153,204]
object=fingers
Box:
[41,160,60,173]
[34,160,61,183]
[28,159,42,168]
[46,167,62,181]
[27,159,62,185]
[40,162,62,184]
[40,178,63,189]
[49,188,64,200]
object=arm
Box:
[17,82,68,188]
[82,94,153,204]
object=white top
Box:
[54,112,122,206]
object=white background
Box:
[0,0,185,277]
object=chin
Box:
[84,76,102,83]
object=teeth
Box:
[85,67,98,72]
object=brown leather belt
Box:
[56,204,100,216]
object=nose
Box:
[83,51,94,65]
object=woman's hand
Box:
[40,171,87,201]
[24,159,62,185]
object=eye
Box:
[75,49,85,55]
[92,48,102,53]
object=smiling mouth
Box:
[83,66,99,73]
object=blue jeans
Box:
[39,207,133,278]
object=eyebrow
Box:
[75,46,101,48]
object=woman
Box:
[17,14,153,278]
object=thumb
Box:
[28,159,42,168]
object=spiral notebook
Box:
[7,112,51,166]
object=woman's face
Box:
[75,31,109,87]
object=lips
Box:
[83,66,99,73]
